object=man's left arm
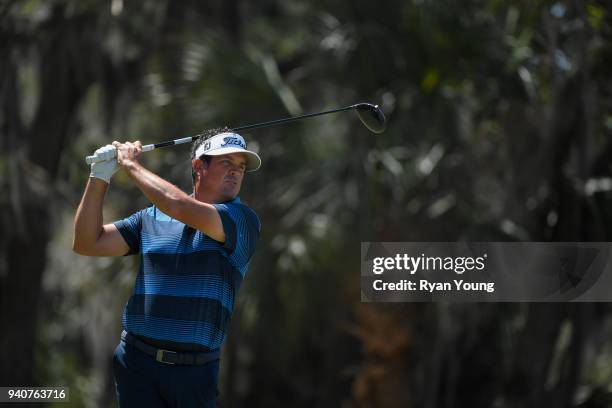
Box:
[113,141,226,243]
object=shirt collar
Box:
[222,196,241,204]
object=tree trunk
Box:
[0,6,100,387]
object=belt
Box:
[121,331,220,365]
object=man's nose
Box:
[229,164,243,175]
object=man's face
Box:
[200,153,247,201]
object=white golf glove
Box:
[89,145,118,184]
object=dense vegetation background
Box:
[1,0,612,407]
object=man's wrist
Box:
[88,175,111,186]
[90,170,112,184]
[121,160,140,172]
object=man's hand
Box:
[90,144,119,184]
[113,141,143,169]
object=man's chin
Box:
[220,188,240,201]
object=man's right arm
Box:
[73,178,129,256]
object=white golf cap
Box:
[195,132,261,172]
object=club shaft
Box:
[231,105,357,132]
[153,105,356,149]
[152,136,195,149]
[85,104,362,164]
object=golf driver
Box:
[85,102,386,164]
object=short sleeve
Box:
[213,203,260,266]
[113,209,144,255]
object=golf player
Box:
[73,130,261,407]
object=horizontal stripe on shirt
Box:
[123,314,225,350]
[134,274,234,311]
[126,294,232,323]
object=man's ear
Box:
[192,158,207,182]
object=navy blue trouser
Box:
[113,340,219,408]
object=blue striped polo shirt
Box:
[114,197,260,352]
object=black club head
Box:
[354,103,387,134]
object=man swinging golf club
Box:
[73,130,261,407]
